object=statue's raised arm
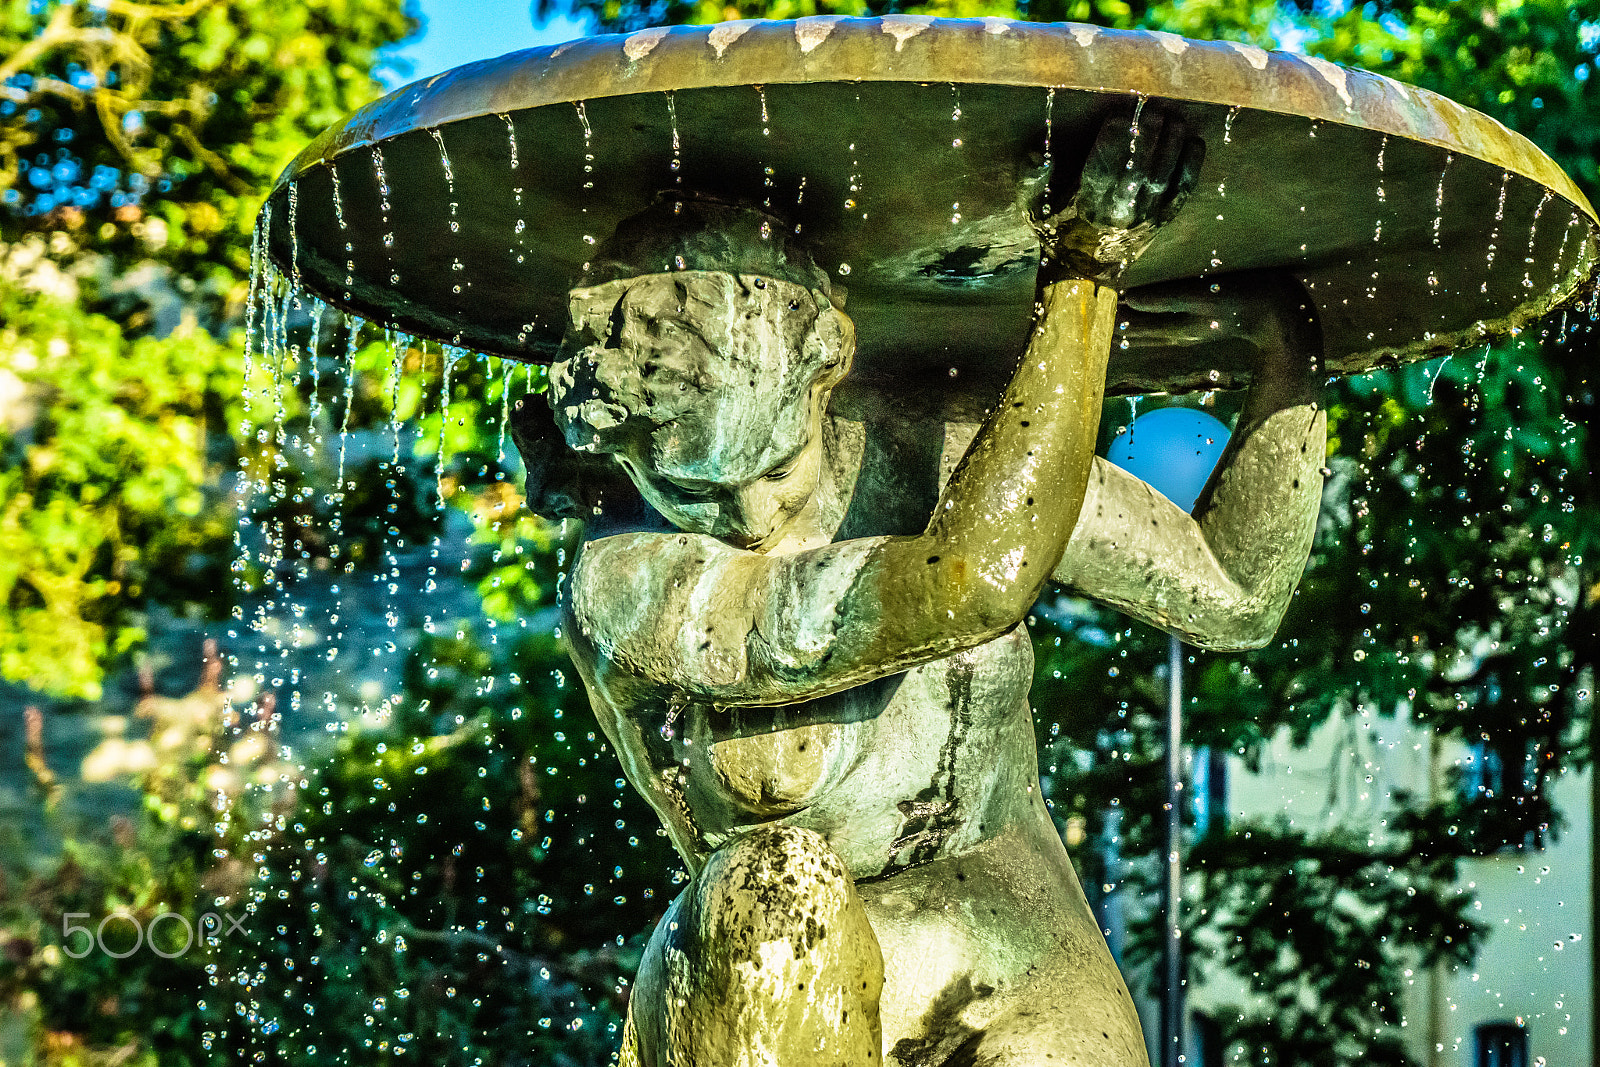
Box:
[1054,272,1327,650]
[546,109,1204,710]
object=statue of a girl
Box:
[512,108,1326,1067]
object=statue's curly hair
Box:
[545,197,852,486]
[582,193,835,300]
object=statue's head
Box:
[547,196,853,548]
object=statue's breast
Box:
[669,625,1034,852]
[706,718,850,815]
[689,675,900,820]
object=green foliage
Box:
[0,663,232,1067]
[1,0,419,305]
[0,0,419,692]
[534,0,1163,37]
[0,280,240,698]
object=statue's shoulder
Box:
[566,530,763,694]
[572,529,742,592]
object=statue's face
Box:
[552,271,849,550]
[618,411,827,550]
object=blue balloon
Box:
[1104,406,1232,514]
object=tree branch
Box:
[0,4,77,87]
[98,0,220,20]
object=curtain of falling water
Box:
[208,94,702,1059]
[212,232,639,1059]
[199,83,1600,1066]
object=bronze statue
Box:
[250,16,1598,1065]
[512,108,1327,1066]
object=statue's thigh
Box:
[630,825,886,1067]
[932,969,1150,1067]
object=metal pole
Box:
[1592,694,1599,1067]
[1163,633,1185,1067]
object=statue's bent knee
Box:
[637,825,885,1066]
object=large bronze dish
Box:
[262,17,1598,394]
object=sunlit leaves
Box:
[0,280,240,697]
[1,0,418,310]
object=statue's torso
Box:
[589,619,1037,880]
[575,605,1143,1061]
[564,392,1148,1062]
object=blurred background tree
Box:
[0,0,417,700]
[1,0,417,306]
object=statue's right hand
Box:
[1032,105,1204,287]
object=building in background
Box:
[1149,706,1595,1067]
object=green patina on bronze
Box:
[259,19,1590,1066]
[507,99,1324,1066]
[263,16,1596,394]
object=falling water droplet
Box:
[574,99,593,142]
[387,331,407,467]
[1551,213,1582,297]
[330,166,347,232]
[1372,135,1387,243]
[665,91,682,182]
[1126,94,1147,171]
[335,315,360,496]
[430,127,463,245]
[372,146,399,284]
[567,99,597,195]
[430,127,455,188]
[1523,190,1552,289]
[244,211,266,412]
[1041,87,1055,217]
[497,360,517,462]
[1427,353,1452,404]
[1482,170,1513,290]
[1431,152,1451,250]
[437,348,462,507]
[305,300,326,443]
[844,133,863,218]
[287,180,303,288]
[274,282,301,449]
[502,112,520,171]
[329,166,356,295]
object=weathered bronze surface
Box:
[496,107,1328,1065]
[263,16,1597,394]
[257,18,1593,1066]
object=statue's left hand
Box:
[1032,105,1204,287]
[1119,270,1323,397]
